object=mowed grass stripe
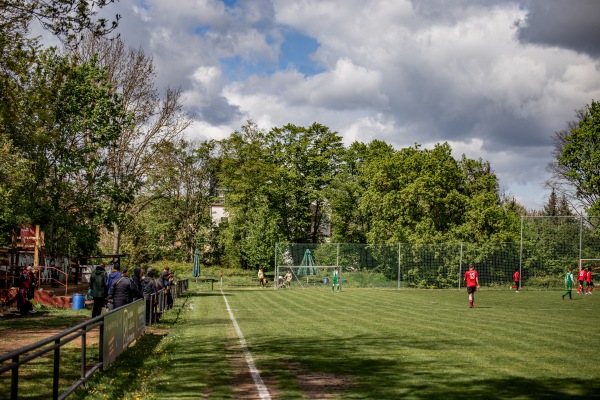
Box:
[153,289,238,399]
[222,288,600,399]
[71,285,600,399]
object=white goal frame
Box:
[579,259,600,271]
[274,265,341,290]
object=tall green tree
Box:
[544,188,558,216]
[217,122,344,268]
[0,0,120,252]
[328,140,393,243]
[362,143,467,243]
[1,0,119,44]
[72,35,193,254]
[217,122,276,268]
[265,123,344,243]
[7,50,127,255]
[121,139,219,264]
[557,193,572,216]
[361,142,520,244]
[547,100,600,214]
[453,156,520,243]
[0,133,32,243]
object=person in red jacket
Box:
[513,268,520,292]
[464,264,480,308]
[577,267,586,293]
[5,266,35,315]
[586,267,594,295]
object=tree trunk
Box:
[311,201,321,243]
[113,222,121,254]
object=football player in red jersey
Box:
[513,268,520,292]
[586,267,594,294]
[577,268,587,293]
[464,264,480,308]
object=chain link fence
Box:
[275,216,600,289]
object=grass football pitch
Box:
[76,285,600,399]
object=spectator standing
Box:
[106,263,121,297]
[89,263,107,318]
[164,272,174,309]
[258,267,265,288]
[142,268,158,324]
[6,266,33,315]
[110,268,134,309]
[160,267,170,287]
[285,269,293,288]
[131,267,143,301]
[27,266,38,302]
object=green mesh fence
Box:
[275,216,600,289]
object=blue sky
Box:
[219,30,321,80]
[94,0,600,211]
[277,30,321,76]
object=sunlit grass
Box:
[8,284,600,399]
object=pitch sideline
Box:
[221,288,271,399]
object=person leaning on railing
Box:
[142,268,158,324]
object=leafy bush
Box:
[524,275,563,289]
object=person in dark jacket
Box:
[142,268,158,324]
[110,268,134,309]
[89,263,107,318]
[27,266,37,302]
[105,264,121,297]
[131,267,143,301]
[160,267,170,287]
[164,272,174,310]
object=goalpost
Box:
[579,259,600,271]
[274,265,341,290]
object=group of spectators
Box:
[89,263,175,323]
[3,265,38,315]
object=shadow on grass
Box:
[70,331,168,400]
[243,335,600,399]
[151,338,236,399]
[0,311,88,331]
[148,329,600,399]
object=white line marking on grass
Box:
[221,288,271,400]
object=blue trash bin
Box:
[323,277,329,284]
[72,293,84,310]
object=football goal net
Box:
[274,265,341,290]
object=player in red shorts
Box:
[586,267,594,295]
[464,264,480,308]
[578,268,586,293]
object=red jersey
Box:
[513,271,519,281]
[464,270,478,287]
[21,271,31,290]
[587,271,593,283]
[578,269,587,281]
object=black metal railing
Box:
[147,279,189,327]
[0,278,189,399]
[0,313,105,400]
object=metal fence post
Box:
[397,243,401,290]
[11,355,18,400]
